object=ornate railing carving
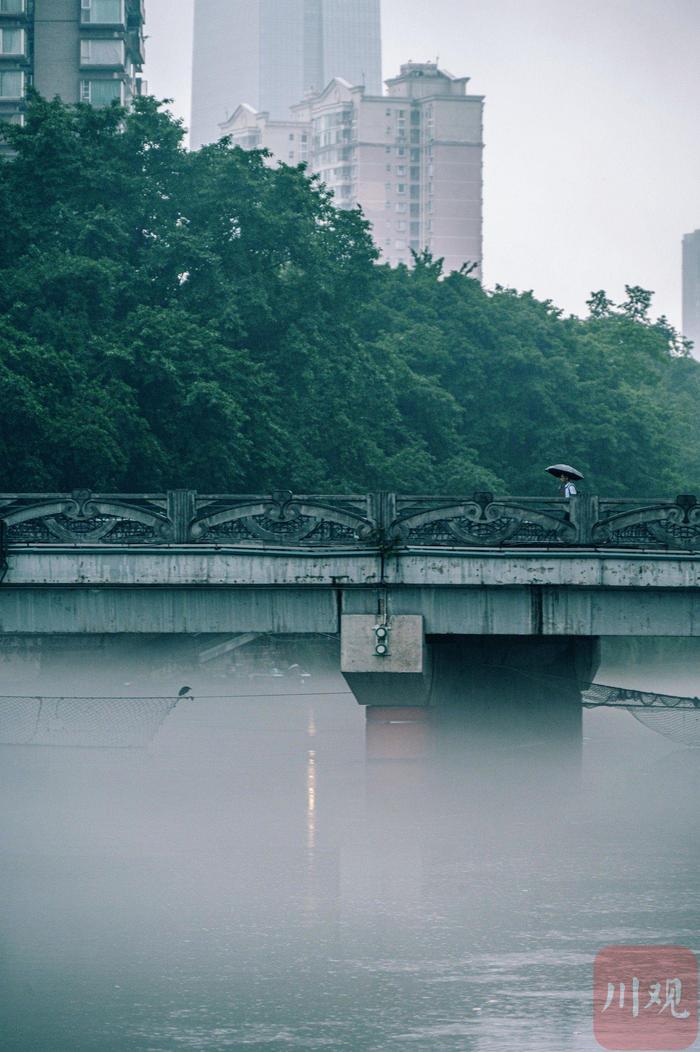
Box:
[390,493,575,546]
[0,491,172,545]
[190,491,379,545]
[593,495,700,548]
[0,491,699,550]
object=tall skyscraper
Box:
[190,0,381,149]
[682,230,700,359]
[221,62,484,276]
[0,0,145,136]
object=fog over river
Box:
[1,637,699,1051]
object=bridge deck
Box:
[1,492,698,636]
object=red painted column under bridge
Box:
[365,706,432,761]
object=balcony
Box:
[128,28,145,66]
[79,77,125,107]
[80,0,126,28]
[0,0,27,17]
[80,39,126,70]
[126,0,145,29]
[0,26,25,56]
[0,68,23,99]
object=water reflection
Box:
[1,649,699,1051]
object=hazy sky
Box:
[144,0,700,327]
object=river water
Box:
[1,644,699,1051]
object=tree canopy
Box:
[1,95,698,496]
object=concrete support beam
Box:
[342,586,700,636]
[340,614,425,673]
[1,547,699,637]
[197,633,259,664]
[341,615,432,707]
[0,587,338,635]
[3,548,382,587]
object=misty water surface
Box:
[1,639,699,1051]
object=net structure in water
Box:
[0,695,179,748]
[582,683,700,747]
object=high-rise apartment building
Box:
[191,0,381,149]
[682,230,700,358]
[0,0,145,131]
[221,62,484,275]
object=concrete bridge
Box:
[1,489,698,756]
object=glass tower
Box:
[191,0,381,149]
[682,230,700,360]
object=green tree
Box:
[1,94,699,498]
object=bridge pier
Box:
[346,635,599,763]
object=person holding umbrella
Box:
[546,463,584,498]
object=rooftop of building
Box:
[386,61,469,85]
[222,62,483,133]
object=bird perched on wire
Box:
[178,686,192,698]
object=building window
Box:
[80,0,124,25]
[396,220,406,231]
[395,202,407,213]
[410,204,420,217]
[0,110,23,124]
[0,28,24,55]
[289,133,294,140]
[385,108,391,116]
[397,183,406,194]
[411,109,421,124]
[395,240,406,250]
[80,38,125,65]
[385,146,390,154]
[385,164,391,172]
[0,69,23,98]
[79,78,124,106]
[410,239,420,250]
[0,0,25,11]
[410,222,420,237]
[385,181,392,192]
[396,165,405,176]
[397,146,406,157]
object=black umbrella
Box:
[546,464,584,481]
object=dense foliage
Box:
[1,96,698,496]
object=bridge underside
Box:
[0,583,697,636]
